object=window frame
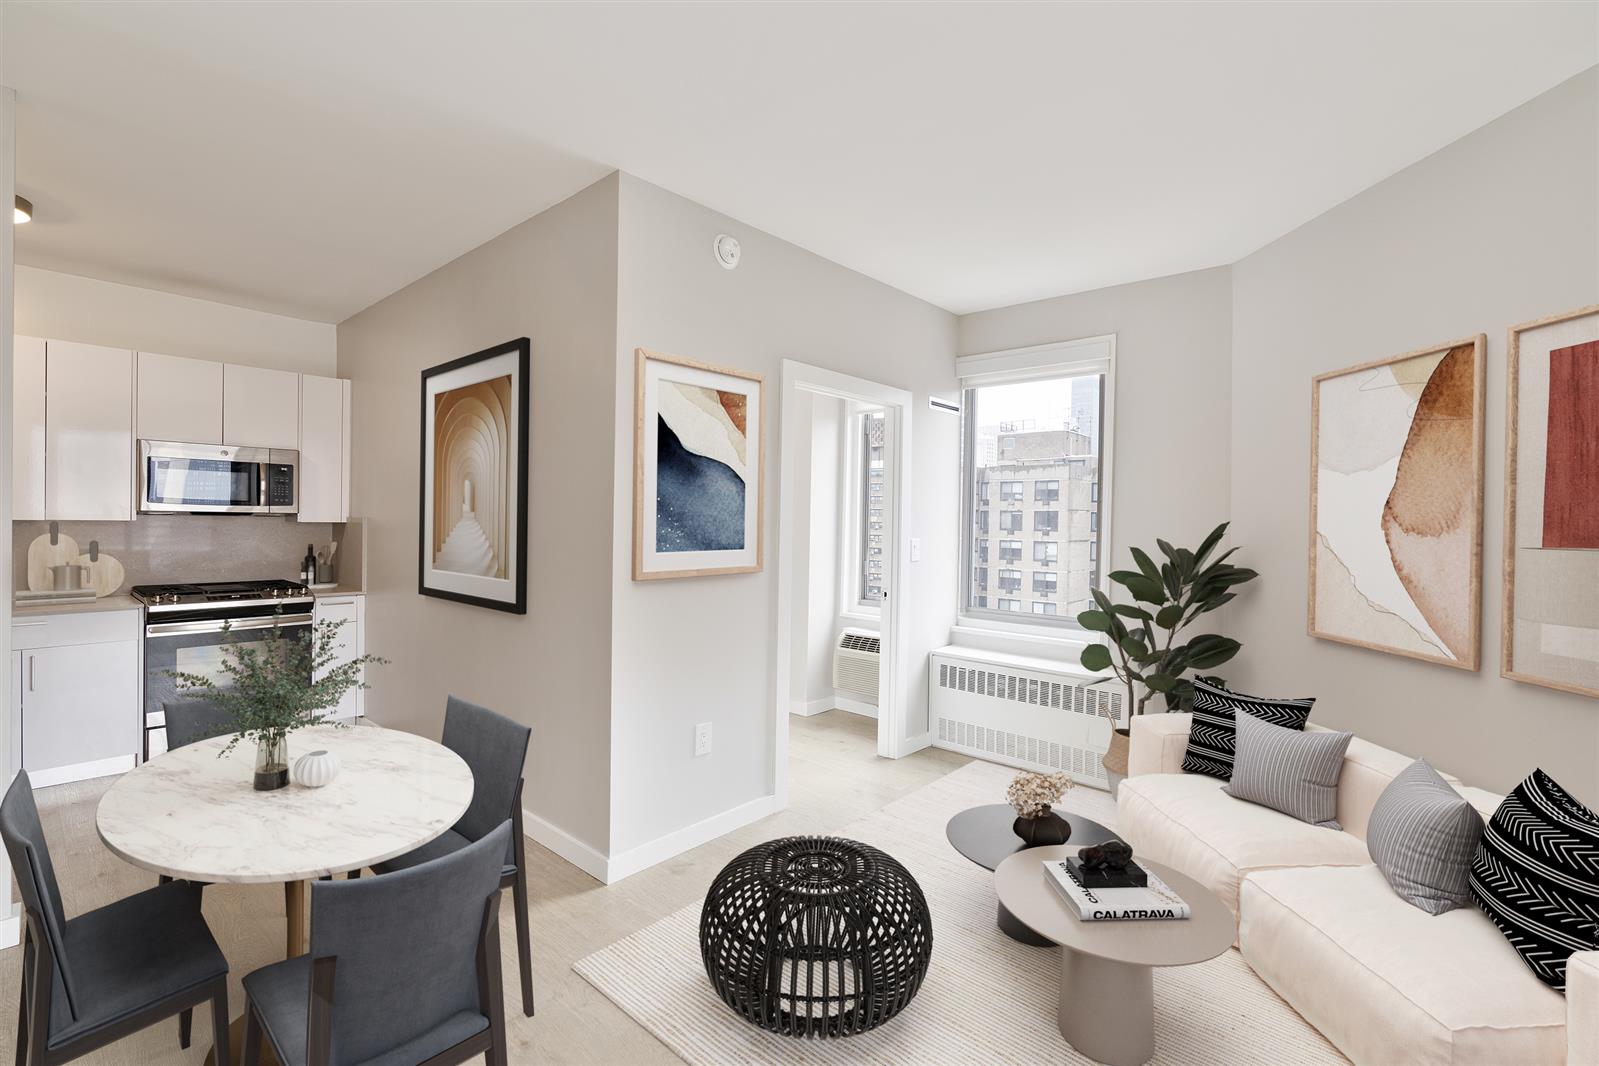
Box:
[853,408,887,609]
[955,334,1116,635]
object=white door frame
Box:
[773,360,914,810]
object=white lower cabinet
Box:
[313,596,364,721]
[11,610,142,788]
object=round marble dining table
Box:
[96,722,474,1065]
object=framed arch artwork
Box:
[419,338,530,613]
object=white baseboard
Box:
[0,903,17,950]
[606,793,778,884]
[29,754,134,790]
[520,807,609,884]
[896,730,933,757]
[790,697,834,717]
[832,694,878,719]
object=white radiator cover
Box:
[832,628,881,704]
[929,648,1124,790]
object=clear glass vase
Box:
[254,732,289,791]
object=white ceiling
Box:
[6,2,1596,323]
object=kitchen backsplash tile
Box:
[13,516,337,594]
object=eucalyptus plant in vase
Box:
[1076,522,1257,793]
[169,612,387,791]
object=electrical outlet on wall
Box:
[694,721,712,757]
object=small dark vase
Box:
[1012,811,1072,847]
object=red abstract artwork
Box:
[1543,339,1599,548]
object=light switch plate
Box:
[910,537,921,562]
[694,721,712,757]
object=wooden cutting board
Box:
[26,526,80,592]
[76,548,127,597]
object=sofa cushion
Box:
[1366,758,1484,915]
[1117,771,1369,921]
[1470,769,1599,991]
[1239,865,1566,1066]
[1223,711,1353,828]
[1181,677,1316,780]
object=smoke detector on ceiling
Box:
[713,234,741,270]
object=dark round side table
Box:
[945,803,1120,946]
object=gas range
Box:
[132,579,313,614]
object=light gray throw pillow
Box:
[1366,758,1484,915]
[1222,710,1352,828]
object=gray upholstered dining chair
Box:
[161,698,234,751]
[1,771,230,1065]
[240,821,513,1066]
[354,696,535,1017]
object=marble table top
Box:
[96,723,474,884]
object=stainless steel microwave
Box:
[138,440,299,515]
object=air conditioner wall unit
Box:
[929,647,1124,790]
[832,628,881,705]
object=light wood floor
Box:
[0,710,970,1065]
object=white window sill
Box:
[949,620,1100,662]
[839,607,881,625]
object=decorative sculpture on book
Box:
[1078,840,1134,871]
[1007,771,1073,846]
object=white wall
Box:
[337,175,620,860]
[957,266,1235,602]
[608,173,958,859]
[1229,69,1599,797]
[802,393,843,708]
[16,265,335,374]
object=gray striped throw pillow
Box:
[1367,758,1484,915]
[1222,710,1352,828]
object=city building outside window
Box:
[959,360,1108,628]
[858,411,886,605]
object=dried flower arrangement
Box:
[1006,771,1073,819]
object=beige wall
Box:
[609,174,958,856]
[958,266,1235,588]
[337,174,619,853]
[1229,69,1599,797]
[17,265,336,374]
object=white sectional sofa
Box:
[1119,713,1597,1066]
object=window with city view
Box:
[962,372,1103,625]
[858,410,886,604]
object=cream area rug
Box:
[574,760,1347,1065]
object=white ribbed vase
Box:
[293,749,341,788]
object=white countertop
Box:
[12,594,143,619]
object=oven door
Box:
[140,440,277,514]
[142,611,313,759]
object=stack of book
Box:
[1043,852,1190,921]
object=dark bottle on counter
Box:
[301,544,316,586]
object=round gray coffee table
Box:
[994,845,1232,1066]
[945,804,1119,946]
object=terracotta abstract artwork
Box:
[634,348,764,580]
[1503,306,1599,697]
[1309,336,1485,669]
[420,338,529,613]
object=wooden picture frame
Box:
[418,338,530,613]
[632,347,764,581]
[1308,335,1485,670]
[1501,305,1599,698]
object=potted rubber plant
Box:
[1076,522,1257,795]
[169,612,386,790]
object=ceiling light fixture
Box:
[14,195,32,224]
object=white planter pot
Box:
[293,749,341,788]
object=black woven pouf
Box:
[699,836,933,1037]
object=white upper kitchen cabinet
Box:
[299,373,351,523]
[12,336,46,521]
[44,341,135,521]
[223,364,300,449]
[136,351,223,444]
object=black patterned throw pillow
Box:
[1180,676,1316,780]
[1469,769,1599,992]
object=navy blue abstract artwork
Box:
[656,416,745,551]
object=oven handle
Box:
[145,613,314,637]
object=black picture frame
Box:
[418,338,530,614]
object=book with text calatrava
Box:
[1043,856,1191,921]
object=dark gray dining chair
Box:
[356,696,535,1017]
[240,821,512,1066]
[161,698,234,751]
[1,771,230,1065]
